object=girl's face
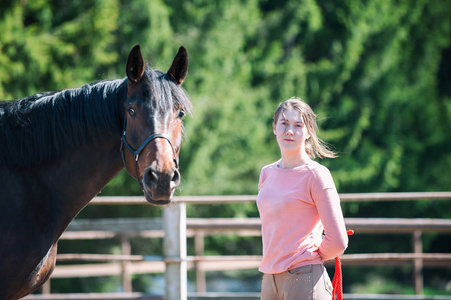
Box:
[273,108,310,153]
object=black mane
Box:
[0,79,127,167]
[0,65,192,168]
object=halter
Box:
[120,115,179,191]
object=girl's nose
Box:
[285,127,294,135]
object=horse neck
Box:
[43,138,124,224]
[33,80,128,233]
[1,78,128,168]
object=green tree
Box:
[169,0,271,196]
[2,0,451,294]
[0,0,120,99]
[243,0,451,194]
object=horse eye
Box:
[178,110,185,119]
[128,108,136,117]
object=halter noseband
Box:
[120,116,179,190]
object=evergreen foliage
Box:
[1,0,450,294]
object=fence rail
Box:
[89,192,451,205]
[24,192,451,300]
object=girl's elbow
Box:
[319,237,349,261]
[338,235,349,253]
[330,239,348,259]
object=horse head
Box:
[121,45,191,205]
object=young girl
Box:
[257,97,348,300]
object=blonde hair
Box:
[273,97,337,159]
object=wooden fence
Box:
[24,192,451,300]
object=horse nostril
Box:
[170,169,180,189]
[145,168,158,186]
[144,167,179,191]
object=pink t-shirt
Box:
[257,160,348,274]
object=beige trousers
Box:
[261,264,333,300]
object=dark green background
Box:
[1,0,450,294]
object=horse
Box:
[0,45,192,299]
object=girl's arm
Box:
[312,167,348,261]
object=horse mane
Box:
[0,79,127,167]
[0,65,192,168]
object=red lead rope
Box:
[332,230,354,300]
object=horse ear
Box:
[126,45,145,83]
[167,46,188,85]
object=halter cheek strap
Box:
[120,116,179,190]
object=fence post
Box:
[42,280,51,294]
[164,202,187,300]
[413,230,423,295]
[195,231,206,292]
[120,234,132,293]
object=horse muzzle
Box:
[142,166,180,205]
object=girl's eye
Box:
[128,108,136,117]
[178,110,185,119]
